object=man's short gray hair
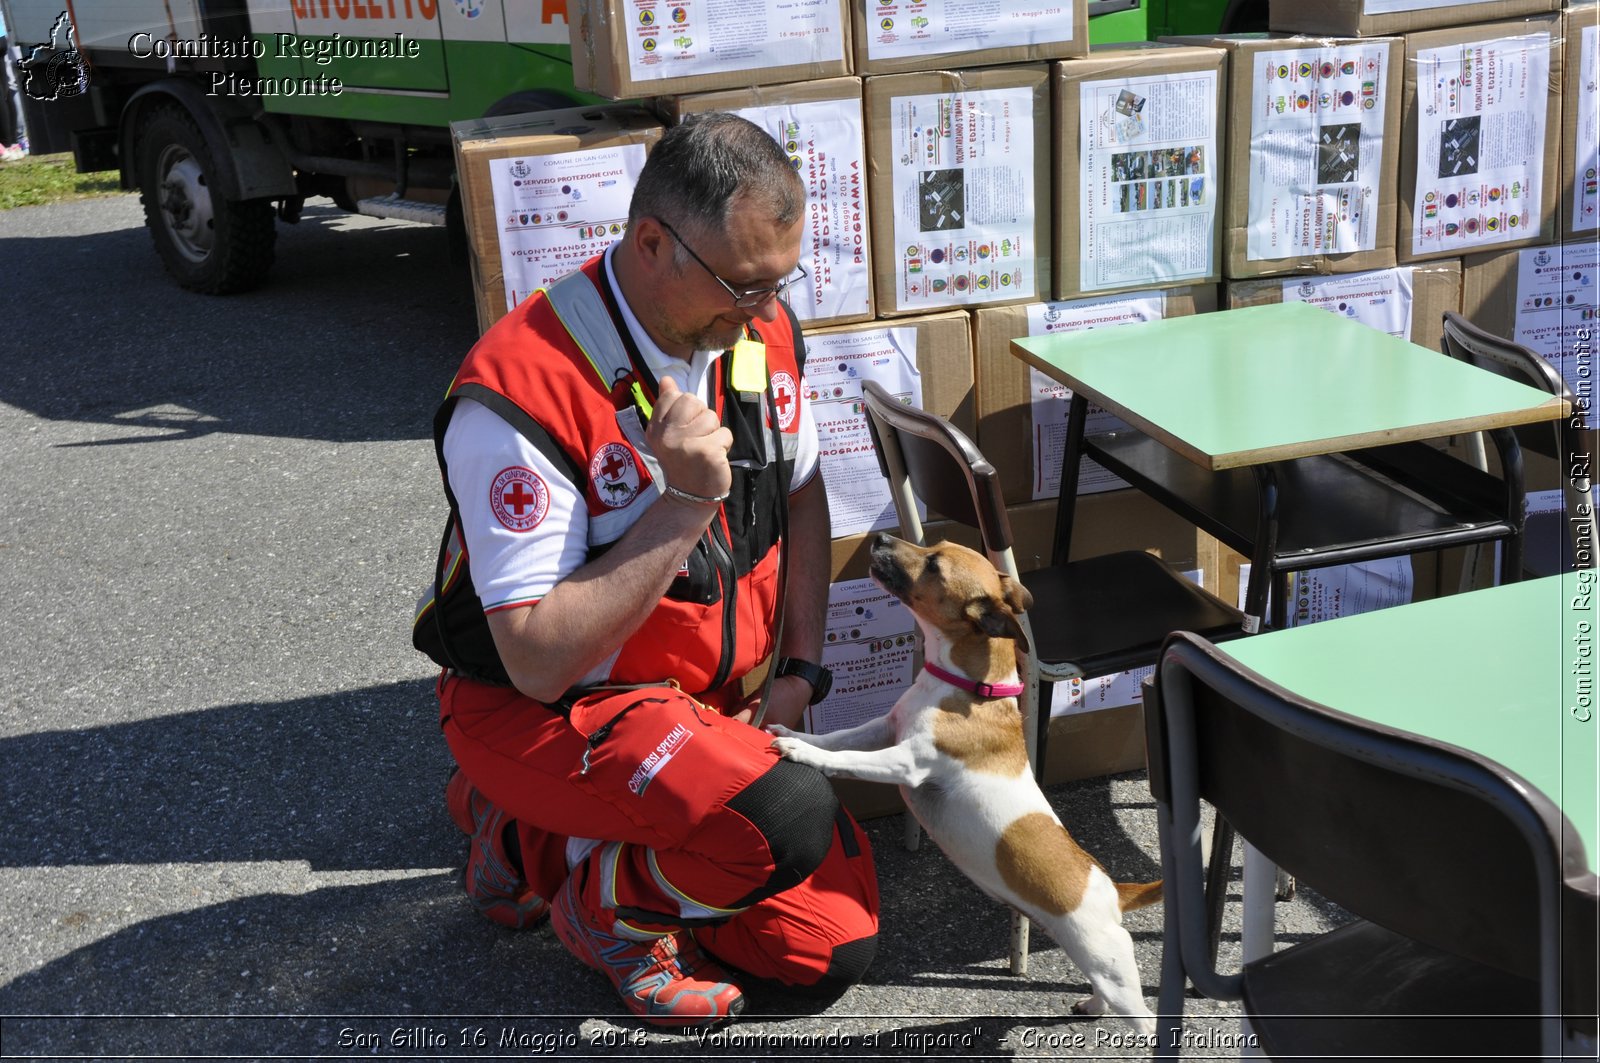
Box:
[628,112,804,248]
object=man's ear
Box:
[968,597,1031,654]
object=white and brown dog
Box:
[768,533,1161,1035]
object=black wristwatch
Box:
[776,657,832,705]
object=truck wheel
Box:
[137,105,276,294]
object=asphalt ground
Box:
[0,194,1346,1060]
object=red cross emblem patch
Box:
[770,371,799,431]
[589,442,641,509]
[490,467,550,532]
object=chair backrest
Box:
[860,380,1014,555]
[1440,311,1596,575]
[1440,311,1578,462]
[1147,632,1574,1015]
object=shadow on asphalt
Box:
[0,677,450,872]
[0,202,478,444]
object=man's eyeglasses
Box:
[657,217,808,310]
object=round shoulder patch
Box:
[770,371,799,431]
[489,467,550,533]
[589,442,642,509]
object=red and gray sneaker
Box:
[549,871,745,1027]
[445,769,549,930]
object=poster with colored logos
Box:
[720,96,872,323]
[1023,293,1168,499]
[811,577,916,735]
[1574,23,1599,234]
[488,144,647,311]
[1236,560,1414,627]
[1078,71,1219,291]
[1246,44,1389,262]
[1512,242,1599,396]
[1279,267,1414,339]
[888,86,1038,309]
[1411,32,1551,255]
[623,0,845,84]
[866,0,1075,62]
[804,327,925,537]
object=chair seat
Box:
[1091,432,1511,568]
[1242,918,1542,1063]
[1023,551,1244,678]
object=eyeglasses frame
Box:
[656,216,808,310]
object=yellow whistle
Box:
[730,339,768,394]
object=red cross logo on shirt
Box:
[489,467,549,532]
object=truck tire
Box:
[136,104,276,294]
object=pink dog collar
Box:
[923,661,1025,699]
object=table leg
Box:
[1237,839,1277,1058]
[1052,392,1089,566]
[1242,465,1282,634]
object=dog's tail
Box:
[1115,879,1164,912]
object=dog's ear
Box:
[968,596,1031,653]
[998,574,1033,615]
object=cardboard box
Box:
[1052,45,1228,300]
[864,67,1053,316]
[1460,240,1599,388]
[973,287,1217,505]
[452,106,663,335]
[851,1,1086,76]
[569,0,852,100]
[1163,34,1403,279]
[1225,261,1463,351]
[660,79,875,327]
[1268,0,1559,39]
[806,310,976,435]
[1561,4,1600,240]
[1397,16,1564,263]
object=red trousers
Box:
[439,674,879,988]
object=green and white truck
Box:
[1,0,1257,293]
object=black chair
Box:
[860,380,1245,973]
[1441,310,1594,578]
[1147,631,1595,1061]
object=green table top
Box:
[1011,302,1569,470]
[1221,574,1599,875]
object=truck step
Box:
[355,195,448,226]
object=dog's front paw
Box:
[771,735,826,769]
[764,723,797,739]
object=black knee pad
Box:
[725,757,839,907]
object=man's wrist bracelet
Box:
[663,482,730,506]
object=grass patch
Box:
[0,152,124,210]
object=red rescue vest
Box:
[413,255,806,701]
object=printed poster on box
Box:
[1078,70,1219,291]
[1022,293,1168,500]
[1512,242,1599,395]
[488,144,648,311]
[722,97,872,323]
[805,327,926,537]
[867,0,1074,62]
[811,577,916,736]
[1278,267,1416,339]
[1246,43,1390,262]
[623,0,845,85]
[1411,32,1551,256]
[889,86,1038,310]
[1572,22,1598,234]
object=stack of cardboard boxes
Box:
[447,0,1596,817]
